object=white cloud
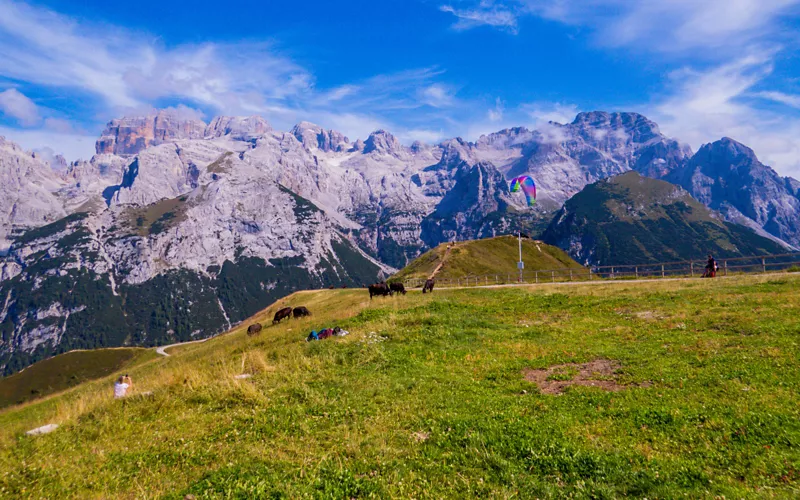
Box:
[488,97,504,122]
[420,84,457,108]
[440,2,519,33]
[398,129,447,144]
[523,102,579,127]
[754,90,800,108]
[0,88,40,126]
[0,0,311,116]
[445,0,800,53]
[649,51,800,176]
[0,125,96,161]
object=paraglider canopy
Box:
[510,175,537,206]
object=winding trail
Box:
[155,336,215,357]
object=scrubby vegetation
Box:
[1,274,798,497]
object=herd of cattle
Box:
[368,279,434,298]
[247,279,436,335]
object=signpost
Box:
[518,232,524,282]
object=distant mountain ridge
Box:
[542,172,788,266]
[2,108,799,374]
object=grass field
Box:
[0,348,155,410]
[391,235,584,282]
[1,275,799,498]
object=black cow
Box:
[247,323,262,336]
[422,278,435,294]
[369,282,391,299]
[293,306,312,318]
[389,282,406,295]
[273,307,292,324]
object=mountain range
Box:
[2,109,798,374]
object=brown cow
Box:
[273,307,292,324]
[422,278,435,294]
[247,323,262,336]
[293,306,311,318]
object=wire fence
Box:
[401,252,800,289]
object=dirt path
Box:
[429,244,455,280]
[155,336,214,357]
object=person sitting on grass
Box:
[704,254,717,278]
[114,374,133,399]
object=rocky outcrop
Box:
[0,138,67,252]
[95,110,207,156]
[204,116,271,140]
[291,122,350,152]
[667,138,800,248]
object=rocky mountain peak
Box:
[363,129,403,155]
[204,116,271,140]
[569,111,661,144]
[291,121,350,152]
[694,137,758,166]
[95,109,207,156]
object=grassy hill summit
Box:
[1,274,799,497]
[542,171,789,266]
[391,235,584,282]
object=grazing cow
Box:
[247,323,262,336]
[422,278,435,294]
[389,282,407,295]
[369,282,391,299]
[293,306,311,318]
[272,307,292,324]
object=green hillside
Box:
[542,171,788,266]
[0,348,155,409]
[1,275,799,497]
[391,235,584,282]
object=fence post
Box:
[507,273,510,283]
[635,266,638,278]
[551,271,555,282]
[569,269,573,280]
[724,261,728,276]
[611,267,615,279]
[661,264,665,278]
[690,261,694,277]
[762,258,766,273]
[495,275,498,284]
[535,271,539,283]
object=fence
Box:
[401,252,800,290]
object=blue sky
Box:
[1,0,800,175]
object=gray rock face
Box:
[0,138,67,252]
[205,116,272,140]
[95,110,207,156]
[468,112,693,208]
[291,122,350,152]
[667,137,800,247]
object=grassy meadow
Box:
[0,275,799,498]
[391,235,584,283]
[0,348,155,410]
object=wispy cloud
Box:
[443,0,800,53]
[0,88,40,126]
[649,50,800,175]
[440,2,519,33]
[755,90,800,108]
[0,0,311,116]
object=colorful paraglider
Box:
[510,175,537,206]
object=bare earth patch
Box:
[523,360,647,395]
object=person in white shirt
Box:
[114,374,132,399]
